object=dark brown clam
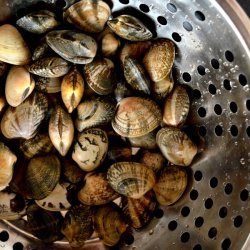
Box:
[32,37,52,61]
[107,147,132,163]
[62,159,85,184]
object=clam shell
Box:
[64,0,111,33]
[0,61,8,77]
[112,97,162,138]
[108,15,152,41]
[163,85,190,127]
[153,166,188,205]
[1,92,48,139]
[0,97,6,113]
[35,76,61,93]
[46,30,97,64]
[107,147,132,163]
[78,172,119,205]
[0,24,31,65]
[61,67,84,113]
[72,128,108,171]
[62,159,85,184]
[25,155,61,200]
[143,39,175,82]
[107,162,156,199]
[5,66,35,107]
[49,105,74,156]
[32,38,53,61]
[76,97,116,132]
[114,81,132,103]
[156,127,197,166]
[128,130,157,149]
[93,203,128,246]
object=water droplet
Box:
[240,158,246,165]
[149,229,154,235]
[227,202,231,206]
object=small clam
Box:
[122,190,157,229]
[1,92,48,139]
[16,10,60,34]
[0,142,17,191]
[143,39,175,82]
[32,38,53,61]
[0,24,31,65]
[93,203,128,246]
[72,128,108,171]
[163,85,190,127]
[62,159,85,184]
[153,166,188,205]
[112,97,162,138]
[156,127,197,166]
[128,130,157,149]
[49,105,74,156]
[108,15,152,41]
[107,162,156,199]
[61,67,84,113]
[46,30,97,64]
[5,66,35,107]
[28,56,71,78]
[35,76,61,93]
[78,172,119,205]
[84,58,115,95]
[61,205,93,248]
[0,61,8,77]
[25,155,61,200]
[76,96,116,132]
[0,97,6,113]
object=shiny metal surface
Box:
[0,0,249,249]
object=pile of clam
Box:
[0,0,198,248]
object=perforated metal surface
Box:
[0,0,249,249]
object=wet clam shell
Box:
[107,162,156,199]
[0,61,8,77]
[156,127,197,166]
[35,76,61,93]
[112,97,162,138]
[153,166,188,205]
[62,159,85,184]
[32,37,52,61]
[128,130,157,149]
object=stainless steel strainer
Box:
[0,0,249,249]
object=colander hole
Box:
[172,32,181,42]
[230,125,238,137]
[157,16,167,25]
[204,198,213,209]
[224,183,233,195]
[215,125,223,136]
[221,238,231,250]
[214,104,222,115]
[123,233,134,245]
[183,21,193,31]
[234,215,243,228]
[210,177,218,188]
[197,65,206,75]
[195,216,204,227]
[195,11,205,21]
[167,3,177,13]
[55,0,67,8]
[229,102,238,113]
[168,220,178,231]
[208,227,217,238]
[139,4,149,13]
[154,208,164,218]
[181,206,190,217]
[211,59,219,69]
[193,89,201,99]
[193,244,202,250]
[208,84,217,95]
[190,189,198,200]
[119,0,129,4]
[239,74,247,86]
[199,126,207,136]
[246,100,250,111]
[240,189,249,201]
[12,242,24,250]
[0,231,9,242]
[180,232,190,243]
[182,72,191,82]
[225,50,234,62]
[194,170,202,181]
[198,107,206,118]
[247,126,250,137]
[219,207,228,218]
[223,79,231,90]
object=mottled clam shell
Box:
[153,166,188,205]
[49,105,74,156]
[107,162,156,199]
[0,61,8,77]
[46,30,97,64]
[112,97,162,138]
[128,130,157,149]
[5,66,35,107]
[1,92,48,139]
[32,37,52,61]
[25,155,61,200]
[156,127,197,166]
[163,85,190,127]
[122,190,157,229]
[78,172,119,205]
[16,10,60,34]
[61,67,84,113]
[62,159,85,184]
[93,203,128,246]
[84,58,115,95]
[76,97,116,132]
[108,15,152,41]
[64,0,111,33]
[72,128,108,171]
[61,205,93,248]
[143,39,175,82]
[35,76,61,93]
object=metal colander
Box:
[0,0,249,249]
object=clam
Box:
[107,147,132,163]
[5,66,35,107]
[163,85,190,127]
[107,162,156,199]
[124,57,151,95]
[156,127,197,166]
[84,58,115,95]
[0,24,31,65]
[122,190,157,229]
[35,76,61,93]
[16,10,60,34]
[114,81,132,103]
[1,92,48,139]
[112,97,162,138]
[49,105,74,156]
[0,97,6,113]
[153,166,188,205]
[78,172,119,205]
[128,130,157,149]
[20,133,54,159]
[61,67,84,113]
[32,38,53,61]
[143,39,175,82]
[93,203,128,246]
[72,128,108,171]
[46,30,97,64]
[28,56,71,78]
[0,142,17,191]
[25,155,61,200]
[76,96,116,132]
[108,15,153,41]
[0,60,8,76]
[62,159,85,184]
[61,205,93,248]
